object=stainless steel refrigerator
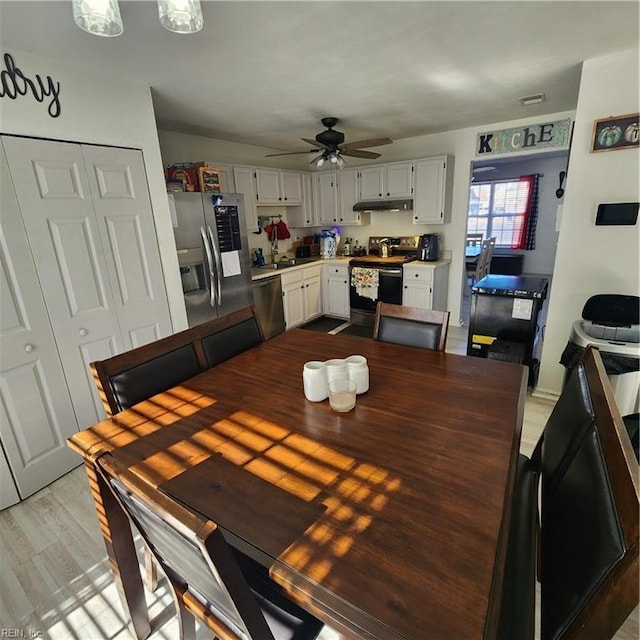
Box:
[170,192,253,327]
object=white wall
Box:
[537,49,640,397]
[0,49,188,330]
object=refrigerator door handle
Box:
[207,226,223,306]
[200,225,216,307]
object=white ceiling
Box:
[1,1,638,154]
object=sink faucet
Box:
[270,238,278,264]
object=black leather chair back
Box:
[108,345,201,412]
[376,316,443,351]
[202,317,263,367]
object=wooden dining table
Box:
[68,329,527,640]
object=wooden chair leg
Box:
[144,548,159,592]
[85,460,151,640]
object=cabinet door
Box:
[233,166,259,231]
[282,280,305,329]
[325,267,350,319]
[303,268,322,321]
[359,166,385,200]
[287,173,315,228]
[255,168,281,204]
[337,169,361,224]
[316,172,338,224]
[0,141,81,499]
[83,145,172,349]
[403,282,432,309]
[280,171,302,204]
[386,161,414,198]
[413,157,446,224]
[2,136,124,429]
[215,164,235,193]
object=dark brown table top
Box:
[70,329,526,640]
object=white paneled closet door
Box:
[0,143,81,502]
[2,136,125,429]
[82,145,172,348]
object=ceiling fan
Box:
[265,117,393,168]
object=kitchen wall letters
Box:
[476,118,571,156]
[0,52,61,118]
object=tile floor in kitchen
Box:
[0,318,637,639]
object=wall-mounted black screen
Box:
[595,202,639,226]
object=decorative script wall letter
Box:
[0,53,61,118]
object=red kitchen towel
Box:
[276,219,291,239]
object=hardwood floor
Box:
[1,325,637,639]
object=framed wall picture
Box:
[591,113,639,152]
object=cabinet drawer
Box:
[280,269,303,286]
[302,265,322,280]
[404,267,433,283]
[324,264,348,277]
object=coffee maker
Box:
[418,234,439,261]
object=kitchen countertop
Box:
[403,258,451,269]
[251,257,350,281]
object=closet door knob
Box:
[79,328,88,336]
[24,344,35,353]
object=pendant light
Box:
[158,0,204,34]
[72,0,123,37]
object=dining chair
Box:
[466,232,484,247]
[373,302,450,352]
[200,305,264,367]
[468,236,496,288]
[91,306,264,417]
[95,452,324,640]
[497,346,639,639]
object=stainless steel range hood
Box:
[353,199,413,212]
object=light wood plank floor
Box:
[0,326,637,639]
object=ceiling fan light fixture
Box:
[158,0,204,34]
[72,0,123,37]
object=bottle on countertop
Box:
[256,248,265,267]
[354,239,361,256]
[344,237,351,256]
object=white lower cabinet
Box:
[322,264,350,319]
[281,265,322,329]
[402,263,450,311]
[0,136,172,506]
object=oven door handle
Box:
[378,268,403,277]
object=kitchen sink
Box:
[256,258,320,270]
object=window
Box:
[467,178,533,249]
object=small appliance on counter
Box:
[418,234,439,261]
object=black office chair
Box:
[497,347,639,639]
[373,302,450,352]
[96,452,324,640]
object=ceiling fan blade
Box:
[302,137,332,151]
[341,149,381,159]
[264,150,320,157]
[340,137,393,151]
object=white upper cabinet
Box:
[359,161,413,200]
[336,168,365,225]
[315,171,339,225]
[233,166,259,231]
[412,156,452,225]
[315,170,368,226]
[215,164,235,193]
[255,168,303,205]
[287,172,315,228]
[280,171,303,204]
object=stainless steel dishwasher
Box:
[252,275,286,339]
